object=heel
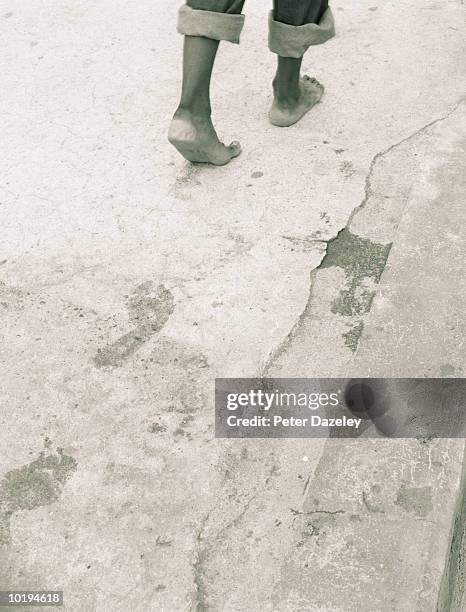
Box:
[168,118,208,163]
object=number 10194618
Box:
[0,591,63,607]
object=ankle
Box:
[176,98,212,120]
[272,79,300,106]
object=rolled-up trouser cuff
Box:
[177,5,245,44]
[268,7,336,58]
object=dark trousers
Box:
[186,0,329,26]
[179,1,335,57]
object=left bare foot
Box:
[168,109,241,165]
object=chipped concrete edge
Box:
[261,97,466,609]
[437,443,466,612]
[262,97,466,374]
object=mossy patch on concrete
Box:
[319,229,392,317]
[343,321,365,352]
[0,449,77,544]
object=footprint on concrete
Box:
[0,449,77,545]
[93,282,175,369]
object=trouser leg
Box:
[178,0,246,44]
[274,0,328,26]
[186,0,245,13]
[269,0,335,58]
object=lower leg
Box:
[269,1,329,127]
[273,56,303,105]
[177,34,219,116]
[169,34,241,165]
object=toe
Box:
[229,141,242,158]
[307,77,324,91]
[212,141,241,165]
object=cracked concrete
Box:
[1,0,465,610]
[267,100,466,378]
[319,228,392,317]
[439,452,466,612]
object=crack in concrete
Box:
[346,97,466,228]
[192,513,210,612]
[291,508,345,517]
[190,463,279,610]
[263,98,466,374]
[191,495,258,611]
[438,445,466,611]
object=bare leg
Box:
[269,0,327,127]
[273,56,302,104]
[168,35,241,165]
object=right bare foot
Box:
[269,75,324,128]
[168,109,241,166]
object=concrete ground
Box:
[1,0,465,611]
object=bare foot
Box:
[168,109,241,166]
[269,75,324,127]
